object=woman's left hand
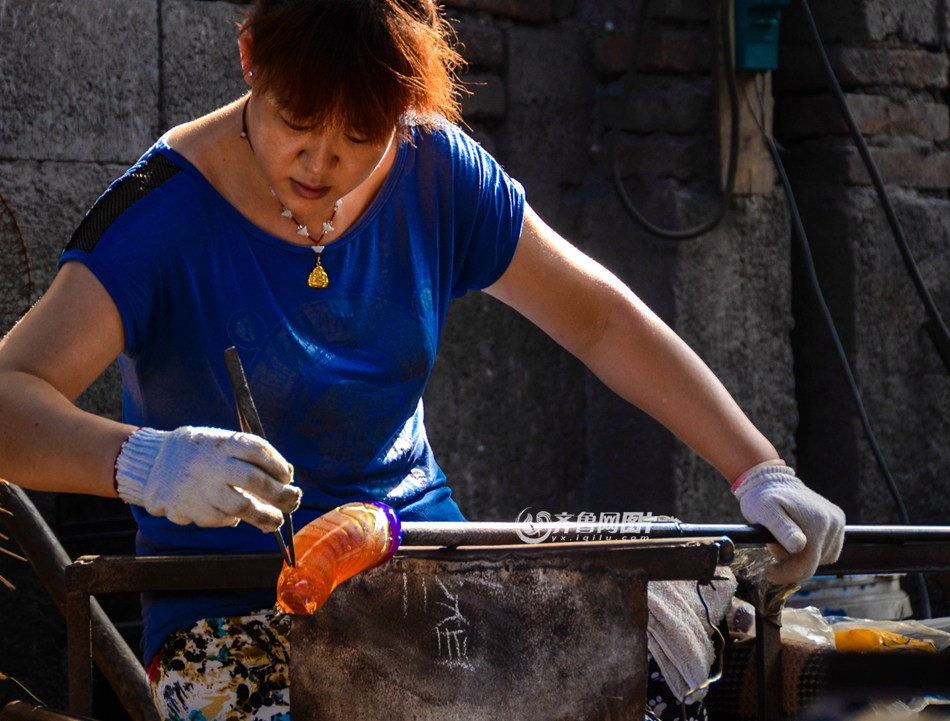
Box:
[733,463,846,584]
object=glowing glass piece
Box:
[276,501,402,614]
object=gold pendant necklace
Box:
[278,196,342,288]
[308,253,330,289]
[240,96,341,289]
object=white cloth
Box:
[115,426,301,532]
[647,567,737,704]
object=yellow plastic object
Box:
[834,628,937,653]
[276,501,402,615]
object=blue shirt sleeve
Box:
[438,126,526,298]
[58,149,188,357]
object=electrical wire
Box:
[609,0,739,240]
[0,671,47,708]
[796,0,950,375]
[683,579,725,699]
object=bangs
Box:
[243,1,462,144]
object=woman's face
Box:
[245,90,396,223]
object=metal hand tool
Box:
[224,346,296,567]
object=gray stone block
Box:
[783,0,948,45]
[573,1,642,27]
[595,27,713,76]
[848,188,950,524]
[455,20,505,68]
[783,145,950,191]
[573,187,681,516]
[503,27,596,189]
[0,160,127,418]
[611,132,715,184]
[0,192,33,333]
[161,0,247,129]
[460,73,506,118]
[443,0,554,24]
[778,93,950,142]
[862,1,948,45]
[0,160,127,299]
[0,0,159,163]
[777,47,950,92]
[603,75,714,135]
[647,0,710,22]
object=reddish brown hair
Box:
[240,0,465,143]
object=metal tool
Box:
[398,521,950,547]
[223,346,296,567]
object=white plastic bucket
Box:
[786,574,912,620]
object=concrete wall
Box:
[0,0,947,713]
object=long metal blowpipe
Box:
[398,521,950,547]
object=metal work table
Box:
[64,536,730,720]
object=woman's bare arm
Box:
[0,262,138,495]
[485,203,779,483]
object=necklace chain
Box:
[240,96,340,288]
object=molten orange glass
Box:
[276,501,402,614]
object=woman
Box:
[0,1,843,719]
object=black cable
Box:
[609,0,739,240]
[797,0,950,375]
[763,132,931,618]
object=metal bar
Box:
[67,553,282,594]
[0,482,160,721]
[0,701,98,721]
[755,610,785,721]
[65,537,729,594]
[394,537,727,581]
[223,346,296,567]
[399,521,950,547]
[66,588,93,718]
[824,542,950,574]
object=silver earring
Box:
[247,70,255,79]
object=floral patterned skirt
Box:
[647,651,709,721]
[147,609,291,721]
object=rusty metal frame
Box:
[64,538,728,718]
[63,532,950,721]
[64,553,280,716]
[0,482,158,721]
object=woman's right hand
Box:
[115,426,302,532]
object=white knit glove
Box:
[733,462,845,584]
[115,426,302,533]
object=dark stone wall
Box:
[776,1,950,529]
